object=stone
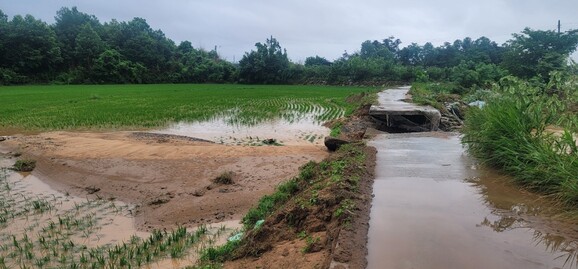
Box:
[324,137,350,151]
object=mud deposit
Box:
[367,133,578,269]
[0,161,244,267]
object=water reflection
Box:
[367,133,578,269]
[469,168,578,268]
[155,112,331,146]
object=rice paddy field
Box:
[0,83,376,268]
[0,84,375,132]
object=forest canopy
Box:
[0,7,577,86]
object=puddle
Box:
[153,114,330,146]
[367,133,578,269]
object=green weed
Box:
[462,75,578,205]
[12,160,36,172]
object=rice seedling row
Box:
[0,84,373,132]
[0,168,238,269]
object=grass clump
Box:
[242,178,300,229]
[329,122,343,137]
[213,171,234,185]
[409,82,462,109]
[462,74,578,205]
[12,159,36,172]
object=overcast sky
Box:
[1,0,578,63]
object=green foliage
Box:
[0,13,61,83]
[502,28,578,80]
[409,82,460,109]
[0,84,369,131]
[330,122,343,137]
[12,160,36,172]
[0,7,574,86]
[242,178,300,229]
[305,56,331,66]
[462,74,578,205]
[199,240,240,263]
[238,36,290,84]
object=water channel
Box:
[366,88,578,269]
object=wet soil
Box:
[223,144,376,269]
[0,131,328,231]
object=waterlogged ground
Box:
[0,156,242,268]
[367,132,578,269]
[0,105,331,268]
[154,112,330,146]
[367,88,578,269]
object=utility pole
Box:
[558,20,561,34]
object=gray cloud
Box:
[1,0,577,62]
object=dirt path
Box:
[1,131,328,231]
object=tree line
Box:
[1,7,577,87]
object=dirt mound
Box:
[220,141,376,269]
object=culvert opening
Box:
[372,114,434,133]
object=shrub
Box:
[13,159,36,172]
[213,171,234,185]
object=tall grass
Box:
[0,84,373,132]
[462,74,578,205]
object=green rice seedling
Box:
[0,84,375,132]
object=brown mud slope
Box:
[224,144,376,269]
[0,131,328,230]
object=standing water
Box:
[366,88,578,269]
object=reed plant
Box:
[462,74,578,205]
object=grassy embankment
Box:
[197,142,373,268]
[462,75,578,205]
[0,84,373,132]
[195,94,377,268]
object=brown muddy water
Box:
[367,132,578,269]
[153,116,329,146]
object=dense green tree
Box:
[0,9,8,66]
[398,43,423,66]
[304,56,331,66]
[238,36,290,84]
[75,23,105,78]
[502,28,578,80]
[91,49,144,83]
[2,14,61,82]
[54,7,100,70]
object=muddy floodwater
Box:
[367,132,578,269]
[154,113,329,146]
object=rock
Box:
[85,186,101,194]
[468,100,486,108]
[0,137,5,142]
[324,137,350,151]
